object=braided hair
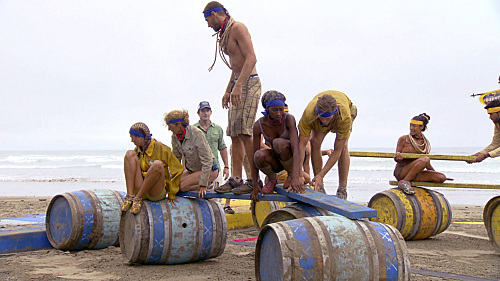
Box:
[130,122,151,140]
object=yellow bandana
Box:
[487,106,500,114]
[410,120,424,125]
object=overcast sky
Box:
[1,0,499,151]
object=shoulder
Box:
[398,135,408,143]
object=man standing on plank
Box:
[203,2,262,195]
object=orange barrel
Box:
[261,202,333,227]
[256,215,411,281]
[368,187,451,240]
[251,200,289,230]
[119,197,226,264]
[483,195,500,252]
[45,189,125,250]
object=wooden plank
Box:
[0,214,52,254]
[273,185,377,219]
[350,151,475,162]
[176,191,297,202]
[389,180,500,189]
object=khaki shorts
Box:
[227,76,262,137]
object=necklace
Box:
[408,134,430,154]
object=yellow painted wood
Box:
[350,151,475,162]
[389,180,500,189]
[390,189,414,238]
[483,196,500,252]
[369,187,451,240]
[251,201,289,229]
[413,187,437,240]
[225,211,253,230]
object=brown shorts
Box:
[227,75,261,137]
[393,166,404,181]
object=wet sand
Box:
[0,197,498,280]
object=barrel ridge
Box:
[82,190,102,249]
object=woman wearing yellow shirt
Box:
[121,122,184,214]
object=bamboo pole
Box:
[389,180,500,189]
[349,151,475,162]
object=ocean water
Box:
[0,148,498,205]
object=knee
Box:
[436,173,446,183]
[124,150,136,160]
[253,150,266,167]
[149,161,163,173]
[418,156,430,165]
[272,139,290,154]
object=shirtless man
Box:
[203,2,262,194]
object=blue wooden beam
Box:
[177,191,297,202]
[273,186,377,219]
[0,214,52,254]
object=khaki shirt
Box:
[134,138,183,200]
[171,125,214,187]
[480,123,500,158]
[298,90,354,140]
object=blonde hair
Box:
[164,110,190,127]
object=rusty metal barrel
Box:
[256,215,410,281]
[119,197,227,264]
[483,195,500,252]
[45,189,125,250]
[261,202,333,227]
[368,187,451,240]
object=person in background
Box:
[165,110,218,198]
[394,113,449,194]
[248,90,304,200]
[469,98,500,163]
[194,101,232,213]
[297,91,357,200]
[122,122,183,214]
[203,1,262,194]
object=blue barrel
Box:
[45,189,125,250]
[256,216,410,281]
[261,203,333,227]
[119,197,227,264]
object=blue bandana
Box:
[168,118,185,124]
[316,106,338,117]
[203,7,225,18]
[129,128,152,140]
[262,99,286,116]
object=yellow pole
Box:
[388,180,500,189]
[349,151,475,162]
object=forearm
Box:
[220,148,229,168]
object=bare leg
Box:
[124,150,143,195]
[180,170,219,191]
[136,161,165,198]
[309,130,328,176]
[337,133,350,190]
[238,134,255,178]
[231,137,245,178]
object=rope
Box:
[208,17,235,71]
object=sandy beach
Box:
[0,196,498,281]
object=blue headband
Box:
[168,118,185,124]
[129,128,152,139]
[316,106,338,117]
[262,99,286,116]
[203,7,225,18]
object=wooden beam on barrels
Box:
[350,151,476,162]
[177,191,297,202]
[273,185,377,219]
[389,180,500,189]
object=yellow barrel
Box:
[368,187,452,240]
[250,201,289,229]
[483,195,500,252]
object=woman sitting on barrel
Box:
[122,122,184,214]
[165,110,218,199]
[250,90,305,200]
[394,113,450,194]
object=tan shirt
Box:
[480,123,500,158]
[171,125,214,187]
